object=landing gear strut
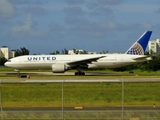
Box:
[75,67,85,76]
[14,69,20,76]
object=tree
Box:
[73,49,77,54]
[62,48,68,54]
[50,52,56,55]
[55,50,60,55]
[0,57,7,66]
[15,47,29,57]
[83,50,88,54]
[145,55,160,71]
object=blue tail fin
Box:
[125,31,152,55]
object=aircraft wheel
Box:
[75,72,79,76]
[75,72,85,76]
[81,72,85,75]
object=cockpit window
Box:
[7,60,11,62]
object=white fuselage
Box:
[4,54,151,70]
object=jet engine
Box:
[52,63,67,73]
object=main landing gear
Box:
[75,71,85,76]
[74,67,85,76]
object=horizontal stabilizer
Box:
[133,55,152,60]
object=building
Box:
[148,39,160,55]
[68,49,86,55]
[68,49,97,55]
[0,46,15,59]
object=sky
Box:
[0,0,160,54]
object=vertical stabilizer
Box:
[125,31,152,55]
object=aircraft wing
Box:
[67,56,106,66]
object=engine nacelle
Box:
[52,63,67,73]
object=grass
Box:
[0,67,160,108]
[1,82,160,107]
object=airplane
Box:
[5,31,152,76]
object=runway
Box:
[5,71,158,76]
[2,106,160,119]
[3,106,160,111]
[1,77,160,83]
[2,70,160,86]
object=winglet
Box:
[125,31,152,55]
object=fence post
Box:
[0,80,4,120]
[62,80,64,120]
[122,79,124,120]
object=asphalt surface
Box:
[3,106,160,111]
[1,77,160,84]
[4,71,148,76]
[2,106,160,119]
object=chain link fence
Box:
[0,79,159,120]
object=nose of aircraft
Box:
[4,61,12,67]
[4,62,8,67]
